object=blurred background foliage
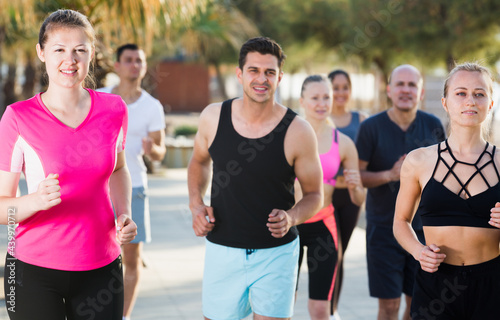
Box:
[1,0,500,116]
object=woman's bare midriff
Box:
[424,226,500,266]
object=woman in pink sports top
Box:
[295,75,365,320]
[0,10,136,320]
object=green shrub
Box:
[174,125,198,137]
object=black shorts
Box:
[4,253,123,320]
[297,217,338,300]
[411,255,500,320]
[366,223,419,298]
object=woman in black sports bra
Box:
[394,62,500,319]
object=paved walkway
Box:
[0,168,390,319]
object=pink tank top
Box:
[321,128,341,186]
[302,129,341,224]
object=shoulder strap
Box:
[284,108,297,126]
[274,108,297,135]
[430,141,444,178]
[219,98,237,125]
[221,98,236,113]
[490,145,500,180]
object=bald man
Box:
[356,65,445,320]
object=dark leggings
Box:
[297,220,338,300]
[330,188,361,314]
[4,254,124,320]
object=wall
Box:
[154,61,210,113]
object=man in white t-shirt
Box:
[99,44,166,320]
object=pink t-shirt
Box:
[0,89,127,271]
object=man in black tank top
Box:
[187,37,322,320]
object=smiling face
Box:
[236,51,282,104]
[442,70,493,130]
[36,26,94,90]
[300,80,332,122]
[331,74,351,108]
[387,66,424,112]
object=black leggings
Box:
[330,188,361,314]
[4,254,124,320]
[297,220,338,300]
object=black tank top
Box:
[417,140,500,228]
[207,98,298,248]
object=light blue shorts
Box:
[130,186,151,243]
[202,238,299,320]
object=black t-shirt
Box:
[356,110,445,228]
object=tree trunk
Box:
[438,5,455,72]
[446,53,455,72]
[213,62,228,100]
[3,63,18,108]
[22,57,38,100]
[93,56,109,89]
[373,56,389,111]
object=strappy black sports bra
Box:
[416,140,500,228]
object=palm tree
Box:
[0,0,206,108]
[176,0,259,100]
[0,1,39,116]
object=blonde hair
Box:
[443,62,494,98]
[300,75,328,97]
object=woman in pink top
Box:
[327,69,370,318]
[0,10,136,320]
[295,75,365,320]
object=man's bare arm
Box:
[267,117,323,238]
[187,104,220,236]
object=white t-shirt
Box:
[98,87,165,187]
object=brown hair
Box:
[39,9,96,88]
[238,37,286,71]
[116,43,140,62]
[327,69,351,88]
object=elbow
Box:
[301,190,323,213]
[314,190,324,213]
[392,222,398,239]
[392,219,405,243]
